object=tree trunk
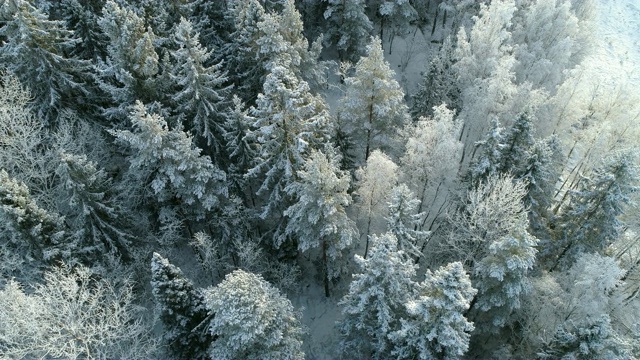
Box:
[364,216,372,259]
[323,238,330,297]
[431,6,439,36]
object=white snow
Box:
[590,0,640,87]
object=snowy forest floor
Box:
[293,0,640,358]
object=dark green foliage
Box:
[150,253,214,359]
[411,37,460,119]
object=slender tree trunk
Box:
[364,216,372,259]
[365,94,375,161]
[323,238,330,297]
[431,6,440,36]
[442,9,447,29]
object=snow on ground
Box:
[591,0,640,87]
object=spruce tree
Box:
[97,0,160,121]
[323,0,373,62]
[389,262,477,359]
[246,64,333,247]
[223,95,257,202]
[110,101,227,222]
[219,0,268,105]
[284,146,358,296]
[548,150,639,271]
[167,17,231,156]
[539,315,632,359]
[56,152,134,262]
[59,0,107,61]
[150,253,212,359]
[411,37,460,119]
[0,169,70,265]
[338,232,417,358]
[0,0,90,122]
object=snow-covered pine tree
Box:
[219,0,268,105]
[339,36,410,164]
[246,64,333,248]
[205,269,305,360]
[401,104,462,218]
[322,0,373,62]
[222,0,324,105]
[472,227,538,330]
[150,253,212,359]
[385,184,428,259]
[257,0,325,87]
[389,262,476,359]
[338,232,417,358]
[190,1,230,49]
[548,150,639,271]
[110,101,227,222]
[168,17,231,155]
[56,152,134,263]
[354,150,398,258]
[0,169,70,266]
[284,146,358,297]
[97,0,160,121]
[223,95,257,202]
[411,37,461,119]
[0,0,90,122]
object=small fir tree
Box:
[411,37,460,119]
[385,184,428,259]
